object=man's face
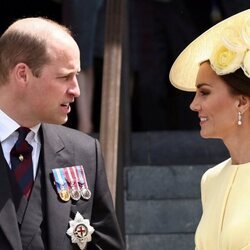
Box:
[27,37,81,125]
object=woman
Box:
[169,9,250,250]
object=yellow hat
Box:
[169,9,250,92]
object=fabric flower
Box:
[242,17,250,46]
[242,50,250,77]
[210,43,245,75]
[209,22,250,77]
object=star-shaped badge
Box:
[66,212,94,250]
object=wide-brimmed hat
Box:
[169,9,250,92]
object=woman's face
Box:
[190,62,240,139]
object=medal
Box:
[67,212,94,250]
[52,168,70,202]
[53,165,90,202]
[59,186,71,202]
[69,183,81,201]
[81,188,91,200]
[65,167,81,201]
[74,223,88,240]
[76,165,91,200]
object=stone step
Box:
[125,165,211,200]
[124,164,210,250]
[125,199,201,234]
[126,234,195,250]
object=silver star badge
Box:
[66,212,94,250]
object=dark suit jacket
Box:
[0,123,125,250]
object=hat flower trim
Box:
[210,17,250,77]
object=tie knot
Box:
[17,127,30,141]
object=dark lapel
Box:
[0,145,23,249]
[41,124,72,250]
[20,160,43,249]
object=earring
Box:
[238,111,242,126]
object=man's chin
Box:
[45,116,68,125]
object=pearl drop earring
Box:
[238,111,242,126]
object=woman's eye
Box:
[200,90,209,96]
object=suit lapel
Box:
[20,161,43,249]
[0,145,22,250]
[42,124,72,250]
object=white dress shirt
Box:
[0,109,41,179]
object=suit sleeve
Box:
[87,139,125,250]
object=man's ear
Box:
[13,63,30,84]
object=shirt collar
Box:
[30,124,41,143]
[0,109,41,142]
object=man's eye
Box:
[62,75,72,80]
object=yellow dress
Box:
[195,159,250,250]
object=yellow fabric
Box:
[195,159,250,250]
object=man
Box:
[0,17,124,250]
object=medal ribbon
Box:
[79,165,89,189]
[70,166,80,190]
[76,165,85,188]
[64,167,73,187]
[52,168,68,194]
[64,167,79,190]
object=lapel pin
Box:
[19,154,24,161]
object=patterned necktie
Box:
[10,127,34,199]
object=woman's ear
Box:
[237,95,250,113]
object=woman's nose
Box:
[190,95,200,112]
